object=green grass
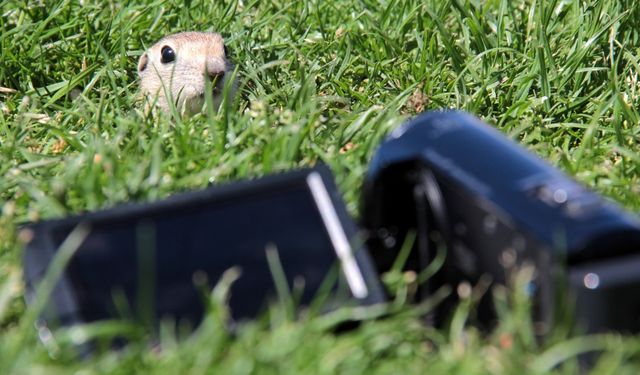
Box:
[2,0,640,373]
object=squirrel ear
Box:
[138,53,149,74]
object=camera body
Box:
[23,110,640,339]
[362,111,640,333]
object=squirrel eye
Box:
[160,46,176,63]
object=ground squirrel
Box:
[137,32,235,116]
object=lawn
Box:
[1,0,640,373]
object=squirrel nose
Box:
[206,58,226,82]
[208,70,225,82]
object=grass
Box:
[1,0,640,373]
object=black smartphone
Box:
[23,165,385,333]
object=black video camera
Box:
[23,110,640,339]
[362,111,640,333]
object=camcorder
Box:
[362,111,640,334]
[22,110,640,345]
